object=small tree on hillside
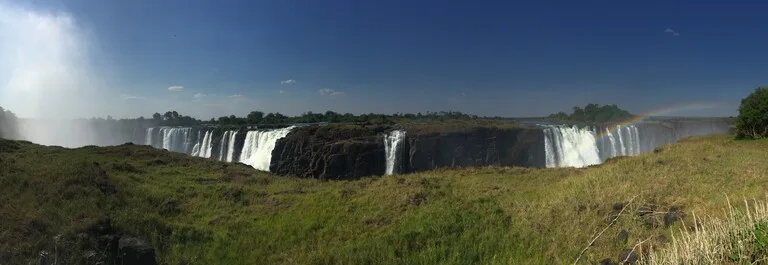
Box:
[735,87,768,139]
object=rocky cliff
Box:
[406,127,546,171]
[269,125,546,179]
[269,125,389,180]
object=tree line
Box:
[546,104,633,123]
[207,110,480,126]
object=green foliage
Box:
[547,104,633,123]
[4,134,768,264]
[735,87,768,139]
[211,110,480,126]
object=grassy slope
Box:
[1,135,767,264]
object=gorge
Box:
[27,118,729,179]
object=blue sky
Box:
[1,0,766,119]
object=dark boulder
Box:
[618,248,638,264]
[118,237,157,265]
[88,216,112,235]
[664,206,683,228]
[617,229,629,245]
[600,258,617,265]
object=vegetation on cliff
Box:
[547,103,634,123]
[735,87,768,139]
[212,110,483,126]
[2,133,766,264]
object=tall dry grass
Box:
[641,196,768,264]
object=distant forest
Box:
[204,110,483,126]
[546,104,633,123]
[0,104,633,139]
[0,108,488,138]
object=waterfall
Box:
[145,127,154,146]
[543,126,601,168]
[190,130,202,157]
[632,125,640,155]
[616,126,626,156]
[196,130,214,158]
[218,131,231,161]
[239,126,294,171]
[384,130,406,175]
[159,127,192,153]
[605,128,617,158]
[544,131,556,168]
[226,131,239,162]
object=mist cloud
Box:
[0,2,102,120]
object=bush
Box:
[735,87,768,139]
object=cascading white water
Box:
[632,126,640,155]
[544,131,556,168]
[160,127,191,153]
[616,126,626,156]
[190,130,202,157]
[218,131,231,161]
[384,130,406,175]
[226,131,238,162]
[145,127,154,146]
[543,126,601,168]
[196,130,214,158]
[605,128,617,158]
[239,126,294,171]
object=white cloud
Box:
[318,88,345,97]
[168,85,184,92]
[193,93,205,99]
[281,79,297,84]
[664,28,680,36]
[229,94,243,98]
[119,94,139,100]
[279,90,286,94]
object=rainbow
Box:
[593,102,728,140]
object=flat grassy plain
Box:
[1,134,767,264]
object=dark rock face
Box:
[406,127,545,171]
[617,229,629,245]
[270,125,388,179]
[270,125,546,179]
[619,248,638,264]
[664,206,683,227]
[118,237,158,265]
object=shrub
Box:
[735,87,768,139]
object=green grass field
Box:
[1,134,767,264]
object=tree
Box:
[152,113,162,120]
[246,111,264,124]
[735,87,768,139]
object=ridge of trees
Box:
[207,110,480,126]
[546,104,633,123]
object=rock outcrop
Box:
[270,125,388,180]
[406,127,545,170]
